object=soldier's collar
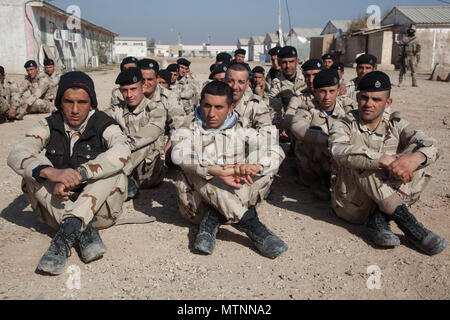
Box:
[128,96,149,115]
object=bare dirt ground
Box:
[0,59,448,300]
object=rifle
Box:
[399,43,407,81]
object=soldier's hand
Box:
[53,182,70,200]
[40,167,82,190]
[388,153,425,184]
[7,107,17,119]
[378,154,398,168]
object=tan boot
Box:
[412,77,418,87]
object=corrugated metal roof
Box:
[290,28,323,38]
[265,33,279,42]
[330,20,352,32]
[250,36,265,44]
[389,6,450,24]
[238,38,249,45]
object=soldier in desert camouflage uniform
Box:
[171,81,287,259]
[250,66,270,106]
[269,46,306,129]
[290,69,357,200]
[397,25,421,87]
[110,56,138,107]
[265,46,281,88]
[43,58,61,112]
[175,58,200,115]
[226,62,272,131]
[7,71,131,275]
[105,67,167,200]
[0,66,21,122]
[329,71,447,255]
[13,60,52,120]
[344,53,377,101]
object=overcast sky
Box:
[50,0,449,44]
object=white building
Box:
[114,37,147,62]
[236,38,249,60]
[286,28,323,62]
[321,20,352,36]
[0,0,117,74]
[154,44,236,58]
[248,36,265,62]
[263,33,280,62]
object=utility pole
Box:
[277,0,284,46]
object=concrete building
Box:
[237,38,249,60]
[0,0,117,74]
[154,44,236,58]
[285,28,323,62]
[248,36,265,62]
[114,37,147,62]
[382,6,450,71]
[321,20,352,36]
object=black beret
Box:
[251,66,265,75]
[268,46,281,56]
[301,59,323,71]
[158,69,172,85]
[177,58,191,67]
[277,46,297,59]
[120,56,138,71]
[321,53,335,61]
[167,63,179,72]
[357,71,391,92]
[138,58,159,72]
[313,69,340,89]
[235,48,246,55]
[43,58,54,66]
[216,52,232,63]
[24,60,38,68]
[0,66,4,75]
[115,67,143,86]
[209,64,228,80]
[355,53,377,66]
[55,71,97,109]
[330,62,344,71]
[209,63,216,72]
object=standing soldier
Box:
[171,81,287,259]
[265,46,281,87]
[269,46,306,129]
[344,53,377,101]
[397,25,421,87]
[176,58,200,115]
[13,60,52,120]
[329,71,447,255]
[321,53,335,69]
[105,67,167,200]
[110,56,138,107]
[226,62,272,131]
[0,66,20,122]
[290,69,356,200]
[7,71,131,275]
[43,58,61,112]
[233,48,246,63]
[250,66,270,105]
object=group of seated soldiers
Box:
[6,47,447,276]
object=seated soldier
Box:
[105,67,167,200]
[329,71,447,255]
[290,69,357,200]
[110,56,138,107]
[7,71,131,275]
[157,69,172,89]
[0,65,20,123]
[330,62,346,96]
[250,66,270,105]
[14,60,52,120]
[171,81,287,259]
[344,53,377,101]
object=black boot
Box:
[37,217,82,275]
[366,208,400,247]
[126,176,139,201]
[77,222,107,263]
[232,207,288,259]
[393,204,447,255]
[194,208,226,254]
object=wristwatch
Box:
[76,166,88,183]
[31,165,52,183]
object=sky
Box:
[49,0,450,44]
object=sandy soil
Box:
[0,59,448,300]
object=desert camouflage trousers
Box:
[127,142,167,189]
[175,171,273,224]
[294,141,331,186]
[331,166,431,225]
[399,56,417,81]
[21,172,127,231]
[16,96,54,119]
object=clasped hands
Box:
[378,152,425,184]
[40,167,83,200]
[208,164,263,189]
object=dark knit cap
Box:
[55,71,97,108]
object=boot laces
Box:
[50,231,74,258]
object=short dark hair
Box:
[201,80,233,106]
[226,62,250,80]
